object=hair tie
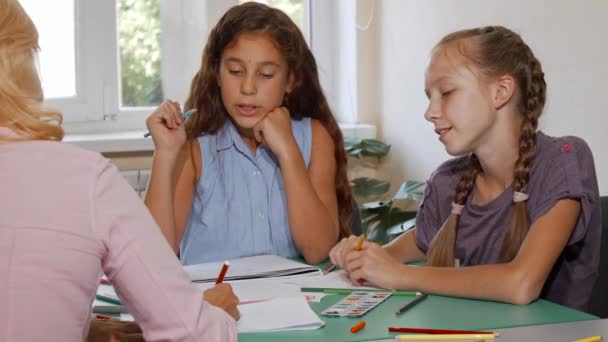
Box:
[513,191,529,203]
[451,203,465,215]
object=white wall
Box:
[373,0,608,195]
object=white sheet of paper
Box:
[194,278,303,303]
[237,296,325,333]
[184,255,320,283]
[285,270,380,290]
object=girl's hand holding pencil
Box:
[145,100,193,154]
[345,240,407,290]
[328,235,366,273]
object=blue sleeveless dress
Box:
[180,118,312,265]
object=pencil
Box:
[355,234,365,251]
[394,333,496,340]
[322,263,336,275]
[389,327,497,335]
[143,109,196,138]
[323,234,366,275]
[395,293,428,315]
[216,261,230,284]
[574,336,602,342]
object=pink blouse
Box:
[0,137,236,341]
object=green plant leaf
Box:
[360,139,391,157]
[366,225,388,243]
[392,180,425,201]
[386,217,417,236]
[352,177,391,197]
[361,206,417,244]
[361,200,392,209]
[344,138,390,159]
[344,137,362,149]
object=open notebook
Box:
[184,255,321,283]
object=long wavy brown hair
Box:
[0,0,63,141]
[183,2,352,237]
[426,26,547,266]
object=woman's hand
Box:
[203,283,240,320]
[146,100,187,154]
[87,319,143,342]
[344,241,408,290]
[252,107,298,160]
[329,235,364,270]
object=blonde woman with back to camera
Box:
[0,0,239,341]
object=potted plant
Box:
[345,138,425,244]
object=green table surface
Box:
[95,260,597,342]
[239,261,596,342]
[239,293,596,342]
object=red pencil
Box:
[216,261,230,284]
[388,327,496,335]
[322,263,336,275]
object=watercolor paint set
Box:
[321,291,392,317]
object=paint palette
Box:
[321,291,392,317]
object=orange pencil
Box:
[350,321,366,334]
[216,261,230,284]
[355,234,365,251]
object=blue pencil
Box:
[143,109,196,138]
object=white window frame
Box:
[52,0,314,132]
[39,1,116,123]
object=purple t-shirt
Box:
[415,132,601,311]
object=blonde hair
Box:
[0,0,63,141]
[426,26,546,266]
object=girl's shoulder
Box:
[532,131,596,179]
[535,131,593,161]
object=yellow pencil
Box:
[395,333,496,340]
[574,336,602,342]
[355,234,365,251]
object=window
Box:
[117,0,163,108]
[21,0,359,133]
[21,0,76,99]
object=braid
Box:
[500,54,546,262]
[427,155,481,267]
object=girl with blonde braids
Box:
[330,26,601,311]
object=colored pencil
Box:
[389,327,497,335]
[395,333,495,340]
[143,109,196,138]
[216,261,230,284]
[396,293,428,315]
